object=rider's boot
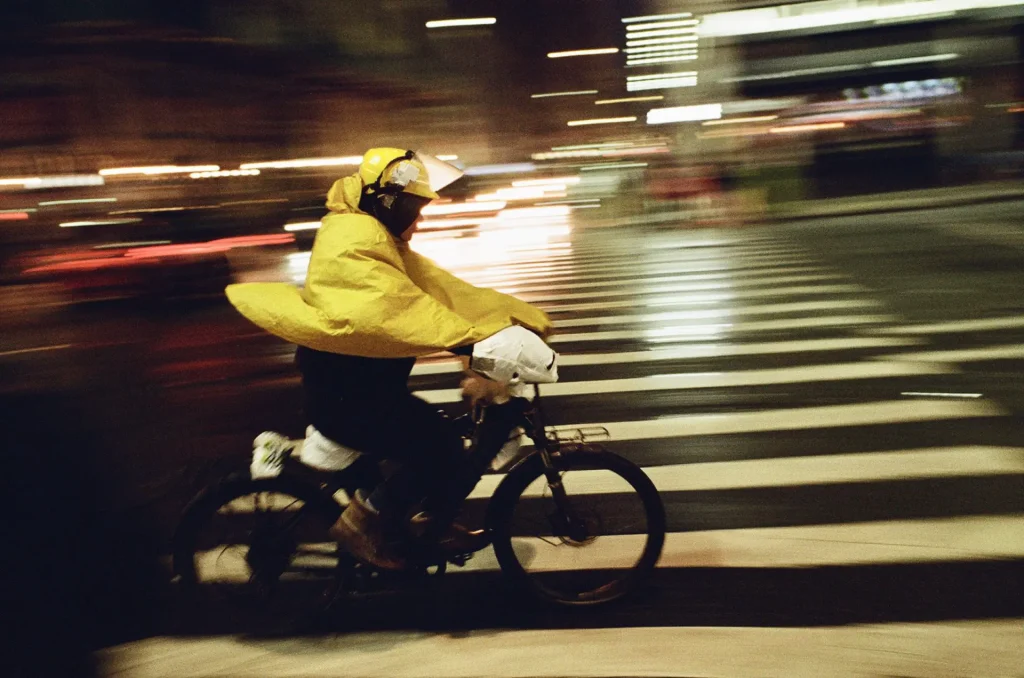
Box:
[410,512,489,556]
[329,490,408,571]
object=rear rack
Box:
[546,426,612,444]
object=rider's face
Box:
[399,217,420,241]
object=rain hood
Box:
[225,174,552,358]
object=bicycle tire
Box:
[487,448,666,606]
[172,473,343,621]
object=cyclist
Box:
[226,148,556,570]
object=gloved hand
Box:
[460,372,511,407]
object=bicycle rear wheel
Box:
[488,449,665,606]
[172,474,343,623]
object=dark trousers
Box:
[304,384,524,527]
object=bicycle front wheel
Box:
[488,449,665,606]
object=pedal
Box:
[449,553,473,567]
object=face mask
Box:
[361,190,431,238]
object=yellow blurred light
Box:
[596,96,665,105]
[421,201,506,215]
[769,122,846,134]
[283,222,321,232]
[625,19,700,30]
[426,17,496,28]
[59,219,142,227]
[567,116,637,127]
[240,157,362,170]
[547,48,619,58]
[0,177,43,188]
[622,12,692,23]
[512,177,581,187]
[703,115,778,126]
[99,165,220,176]
[531,90,599,99]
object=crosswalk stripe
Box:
[467,447,1024,499]
[463,515,1024,571]
[551,299,883,328]
[413,361,951,404]
[451,248,807,276]
[189,514,1024,582]
[99,618,1024,678]
[410,337,927,376]
[99,617,1024,677]
[551,314,900,343]
[877,344,1024,363]
[498,266,830,293]
[462,257,817,285]
[537,399,1004,442]
[528,280,857,304]
[870,316,1024,334]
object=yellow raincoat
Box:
[225,174,552,358]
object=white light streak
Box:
[627,71,698,80]
[190,169,261,179]
[436,155,460,161]
[240,157,362,170]
[698,0,1024,38]
[627,76,698,90]
[495,206,571,220]
[512,176,581,187]
[93,240,171,249]
[283,222,321,232]
[426,17,496,28]
[547,48,620,58]
[626,36,699,47]
[1,175,105,189]
[99,165,219,176]
[595,96,665,105]
[769,122,846,134]
[624,27,698,39]
[59,219,142,228]
[902,391,984,399]
[703,115,779,126]
[580,162,648,171]
[39,198,118,206]
[648,103,723,124]
[627,54,700,66]
[624,45,699,55]
[531,90,599,98]
[625,19,700,30]
[871,53,958,67]
[421,201,506,216]
[622,12,693,23]
[722,65,864,83]
[566,116,637,127]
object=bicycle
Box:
[172,383,666,624]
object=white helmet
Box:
[470,325,558,385]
